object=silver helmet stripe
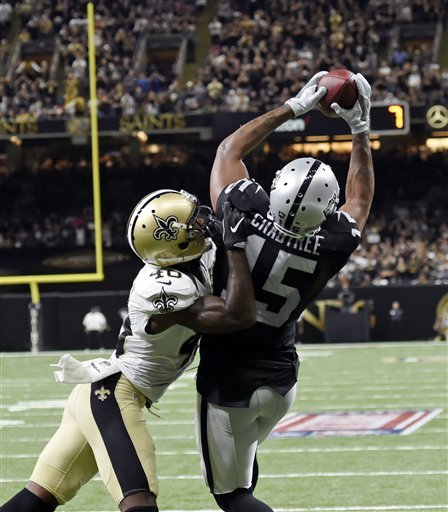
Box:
[283,159,322,232]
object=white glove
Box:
[331,73,371,134]
[285,71,328,118]
[52,354,119,383]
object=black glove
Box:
[222,201,247,250]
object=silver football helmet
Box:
[127,189,214,266]
[268,157,340,238]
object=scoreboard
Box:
[271,101,411,138]
[370,101,410,135]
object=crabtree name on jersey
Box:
[250,213,323,254]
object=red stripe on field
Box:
[381,411,414,430]
[276,414,318,431]
[399,412,430,431]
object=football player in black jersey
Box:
[195,72,374,511]
[1,191,255,512]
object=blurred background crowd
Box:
[1,143,447,287]
[0,0,446,119]
[0,0,447,290]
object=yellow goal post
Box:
[0,3,103,352]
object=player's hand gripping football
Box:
[222,201,248,251]
[331,73,371,134]
[285,71,328,118]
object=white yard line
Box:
[2,470,447,485]
[2,418,447,429]
[3,444,448,459]
[164,470,448,479]
[0,342,442,357]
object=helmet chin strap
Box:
[153,238,213,267]
[273,220,320,239]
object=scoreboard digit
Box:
[370,101,410,135]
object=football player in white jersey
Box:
[2,190,255,512]
[195,73,374,511]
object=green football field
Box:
[1,342,447,512]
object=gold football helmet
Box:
[127,189,214,266]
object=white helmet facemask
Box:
[268,157,340,238]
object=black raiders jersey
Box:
[197,179,361,406]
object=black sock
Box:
[215,489,273,512]
[1,488,57,512]
[125,507,159,512]
[228,493,273,512]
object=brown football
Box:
[317,69,358,118]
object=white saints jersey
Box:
[111,243,216,403]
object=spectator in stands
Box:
[71,50,87,80]
[0,0,13,30]
[208,16,223,46]
[37,11,54,38]
[207,76,224,109]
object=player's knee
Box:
[213,488,273,512]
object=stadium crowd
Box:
[0,0,446,288]
[0,0,446,119]
[1,144,447,287]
